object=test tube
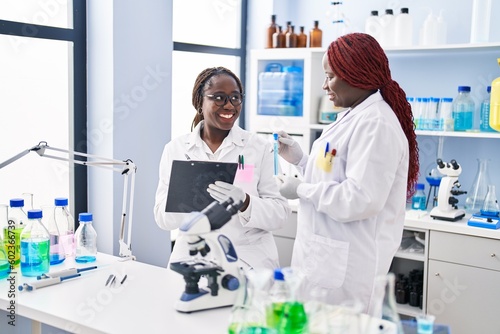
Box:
[273,133,279,175]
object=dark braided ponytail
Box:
[327,33,419,199]
[191,67,244,131]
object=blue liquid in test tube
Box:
[273,133,279,175]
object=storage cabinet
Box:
[428,231,500,334]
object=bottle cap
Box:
[55,197,69,206]
[385,9,394,15]
[10,198,24,207]
[401,8,409,14]
[79,213,93,222]
[458,86,471,92]
[416,183,425,190]
[274,268,285,281]
[487,86,491,93]
[27,209,43,219]
[441,97,453,103]
[371,10,378,16]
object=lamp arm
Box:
[0,141,137,260]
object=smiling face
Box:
[201,74,242,133]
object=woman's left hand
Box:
[207,181,247,207]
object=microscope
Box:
[429,159,467,221]
[170,198,243,313]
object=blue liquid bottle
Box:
[452,86,475,131]
[75,213,97,263]
[412,183,427,210]
[20,209,50,277]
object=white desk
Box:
[0,253,231,334]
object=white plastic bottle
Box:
[365,10,382,44]
[470,0,492,43]
[379,9,395,48]
[419,11,438,46]
[436,10,447,45]
[395,7,413,47]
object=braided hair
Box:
[191,66,244,131]
[326,33,419,198]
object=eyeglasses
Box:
[204,93,244,107]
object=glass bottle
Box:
[285,25,298,48]
[480,86,494,132]
[480,185,499,217]
[465,158,491,214]
[0,204,10,280]
[20,209,50,277]
[75,212,97,263]
[53,198,75,257]
[266,15,277,49]
[4,198,27,268]
[412,183,427,210]
[309,20,322,47]
[297,26,307,48]
[452,85,475,131]
[272,26,286,48]
[266,268,290,330]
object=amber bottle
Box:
[266,15,277,49]
[309,20,323,47]
[297,26,307,48]
[273,26,286,48]
[286,25,298,48]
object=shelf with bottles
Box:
[383,42,500,54]
[415,129,500,139]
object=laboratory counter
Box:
[0,253,231,334]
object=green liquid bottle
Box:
[278,301,308,334]
[4,198,27,269]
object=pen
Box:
[324,142,329,158]
[238,155,245,170]
[273,133,279,175]
[184,154,191,160]
[120,274,128,285]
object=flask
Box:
[395,7,413,47]
[365,10,382,44]
[297,26,307,48]
[266,268,290,329]
[4,198,28,268]
[480,185,500,217]
[452,86,475,131]
[465,158,491,214]
[74,212,97,263]
[285,25,297,48]
[379,9,395,48]
[470,0,492,43]
[439,97,454,131]
[20,209,50,277]
[480,86,494,132]
[266,15,277,48]
[309,20,322,47]
[490,58,500,131]
[412,183,427,210]
[0,204,10,280]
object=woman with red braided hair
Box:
[276,33,418,315]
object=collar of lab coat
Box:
[349,90,384,116]
[185,120,247,151]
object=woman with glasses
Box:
[154,67,291,270]
[276,33,419,315]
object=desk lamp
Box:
[0,141,136,260]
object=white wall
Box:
[87,0,172,267]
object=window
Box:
[171,0,247,139]
[0,0,86,216]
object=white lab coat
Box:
[154,122,291,270]
[293,92,409,315]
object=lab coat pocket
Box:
[305,234,349,289]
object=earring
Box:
[198,108,202,114]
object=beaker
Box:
[0,204,11,279]
[480,185,500,217]
[465,158,491,214]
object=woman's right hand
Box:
[277,130,304,165]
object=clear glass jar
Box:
[75,212,97,263]
[452,86,475,131]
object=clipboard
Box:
[165,160,238,213]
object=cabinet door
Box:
[427,259,500,334]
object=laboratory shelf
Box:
[394,250,425,262]
[396,303,424,318]
[415,130,500,139]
